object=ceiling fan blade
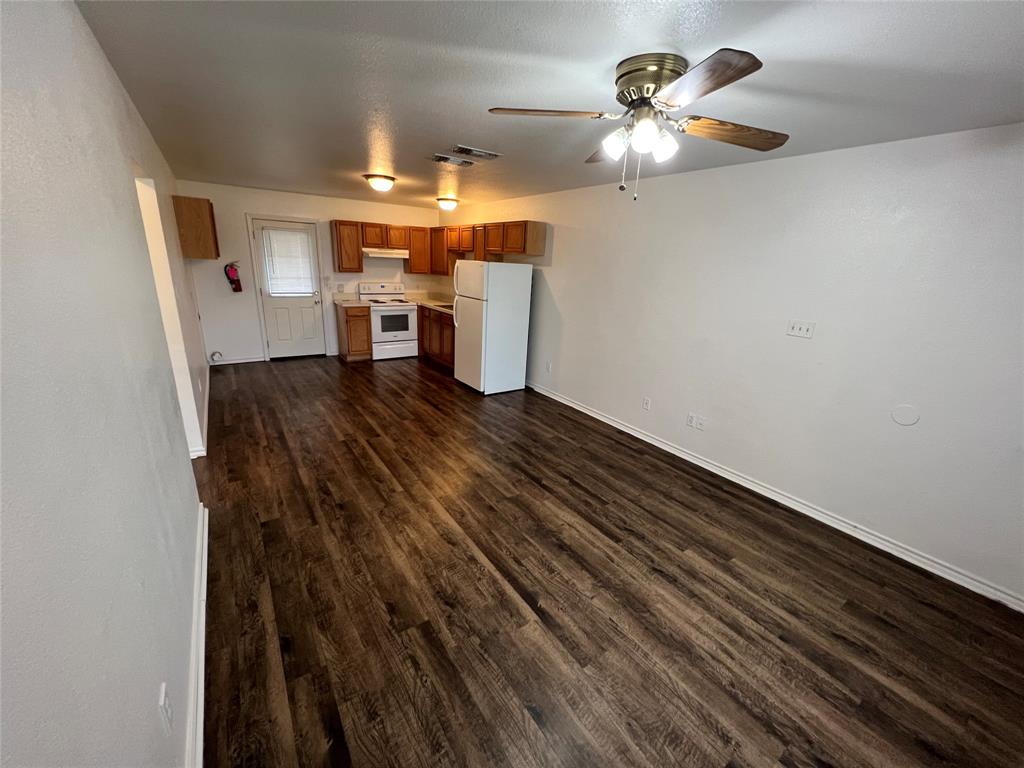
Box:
[585,147,608,163]
[679,116,789,151]
[654,49,762,110]
[489,107,620,119]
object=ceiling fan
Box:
[490,49,789,169]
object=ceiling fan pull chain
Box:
[618,148,629,191]
[633,153,642,201]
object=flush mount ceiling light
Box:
[363,174,395,192]
[436,197,459,211]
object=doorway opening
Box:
[134,178,205,456]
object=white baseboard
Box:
[185,504,209,768]
[527,381,1024,614]
[211,355,266,366]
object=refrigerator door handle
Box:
[452,296,459,328]
[453,259,461,297]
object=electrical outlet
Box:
[545,360,552,373]
[641,397,651,411]
[786,320,816,339]
[686,412,696,428]
[695,414,706,431]
[158,682,173,734]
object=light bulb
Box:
[363,174,395,192]
[601,127,629,161]
[629,117,659,154]
[651,129,679,163]
[436,198,458,211]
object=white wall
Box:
[445,123,1024,608]
[2,4,202,766]
[177,181,450,362]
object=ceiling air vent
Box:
[431,154,475,167]
[450,144,502,161]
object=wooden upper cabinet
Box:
[484,223,503,253]
[430,227,449,275]
[406,226,430,274]
[386,225,409,249]
[331,220,363,272]
[502,221,527,253]
[473,225,485,261]
[459,226,474,252]
[446,227,461,251]
[361,222,385,248]
[172,195,220,260]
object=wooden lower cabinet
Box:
[438,312,454,367]
[419,306,454,369]
[337,305,372,362]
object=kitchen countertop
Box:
[334,292,454,315]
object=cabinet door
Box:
[430,227,449,275]
[459,226,474,252]
[418,306,427,356]
[386,225,409,249]
[502,221,527,253]
[473,226,485,261]
[446,227,461,251]
[439,313,455,367]
[406,226,430,274]
[332,220,363,272]
[346,309,371,354]
[361,222,385,248]
[427,311,442,357]
[172,196,220,260]
[484,223,503,253]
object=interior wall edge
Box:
[184,503,209,768]
[528,381,1024,614]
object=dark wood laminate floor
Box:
[194,357,1024,768]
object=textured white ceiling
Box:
[79,1,1024,208]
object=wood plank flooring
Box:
[194,356,1024,768]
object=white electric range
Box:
[357,282,418,360]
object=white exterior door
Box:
[253,219,325,358]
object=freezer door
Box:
[454,295,485,391]
[454,259,487,300]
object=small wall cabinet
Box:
[337,305,371,362]
[172,195,220,260]
[386,225,409,249]
[361,222,386,248]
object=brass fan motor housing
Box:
[614,53,689,107]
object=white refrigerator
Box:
[453,260,534,394]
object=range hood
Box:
[362,247,409,260]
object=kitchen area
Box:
[332,218,546,394]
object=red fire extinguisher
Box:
[224,261,242,292]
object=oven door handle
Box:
[452,296,458,328]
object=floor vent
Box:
[450,144,503,161]
[431,154,475,167]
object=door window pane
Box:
[263,228,314,295]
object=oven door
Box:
[371,306,418,343]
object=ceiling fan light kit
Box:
[363,173,396,192]
[490,47,789,198]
